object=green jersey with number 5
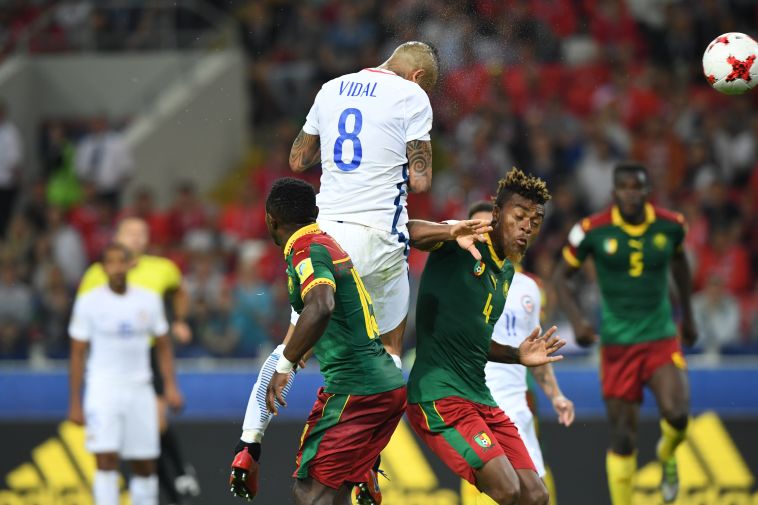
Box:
[562,203,686,346]
[407,236,515,406]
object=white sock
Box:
[93,470,119,505]
[129,474,158,505]
[390,353,402,369]
[241,344,297,442]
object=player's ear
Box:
[265,212,276,232]
[409,68,426,88]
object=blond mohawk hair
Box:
[494,168,551,207]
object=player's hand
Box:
[552,395,575,427]
[452,219,492,260]
[171,320,192,345]
[68,404,85,426]
[681,317,697,347]
[165,385,184,412]
[266,371,289,415]
[574,319,599,348]
[518,326,565,367]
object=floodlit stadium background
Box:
[0,1,757,504]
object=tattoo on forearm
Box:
[532,365,556,397]
[290,130,321,171]
[407,140,432,191]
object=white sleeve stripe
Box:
[567,223,586,248]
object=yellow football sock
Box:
[606,451,636,505]
[656,418,687,462]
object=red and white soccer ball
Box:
[702,32,758,95]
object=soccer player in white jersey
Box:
[230,41,439,502]
[68,243,183,505]
[467,201,574,503]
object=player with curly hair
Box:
[406,168,563,505]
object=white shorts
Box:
[291,219,409,335]
[84,381,159,460]
[507,407,546,478]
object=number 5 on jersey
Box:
[333,108,363,171]
[628,239,644,277]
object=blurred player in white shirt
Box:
[68,243,183,505]
[468,201,574,503]
[230,41,439,502]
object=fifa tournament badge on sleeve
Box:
[473,260,486,277]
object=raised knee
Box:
[488,485,520,505]
[529,484,549,505]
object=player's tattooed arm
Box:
[531,363,561,400]
[289,130,321,173]
[531,364,575,426]
[407,139,432,193]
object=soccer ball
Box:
[702,32,758,95]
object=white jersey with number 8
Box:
[302,68,433,234]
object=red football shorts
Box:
[601,337,687,403]
[294,386,406,489]
[406,396,536,485]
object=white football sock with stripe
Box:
[129,474,158,505]
[94,470,119,505]
[241,344,297,443]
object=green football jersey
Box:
[408,236,515,406]
[562,203,686,346]
[285,223,404,395]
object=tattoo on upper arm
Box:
[407,140,432,191]
[289,130,321,172]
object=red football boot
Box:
[354,468,384,505]
[229,447,259,501]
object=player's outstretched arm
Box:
[671,249,697,347]
[68,339,88,426]
[407,139,432,193]
[407,219,491,254]
[289,129,321,173]
[266,285,334,414]
[552,259,599,347]
[489,326,565,365]
[531,364,575,426]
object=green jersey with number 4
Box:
[562,203,686,346]
[408,236,516,406]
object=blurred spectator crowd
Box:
[0,0,233,57]
[0,0,757,361]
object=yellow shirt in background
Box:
[77,255,182,297]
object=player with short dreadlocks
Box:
[405,168,564,505]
